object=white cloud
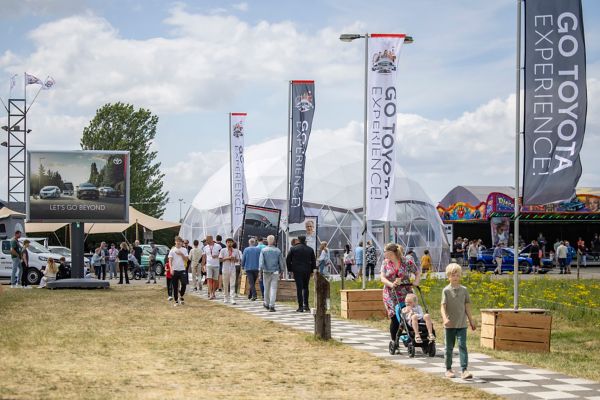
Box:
[232,2,248,12]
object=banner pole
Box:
[229,113,234,239]
[362,34,369,290]
[285,81,292,276]
[513,0,522,311]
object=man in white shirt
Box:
[202,235,222,300]
[168,236,189,306]
[219,238,241,304]
[189,240,204,291]
[556,241,568,274]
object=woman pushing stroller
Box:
[380,243,421,342]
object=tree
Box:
[80,102,169,218]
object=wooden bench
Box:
[480,308,552,353]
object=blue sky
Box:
[1,0,599,222]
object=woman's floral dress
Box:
[381,258,417,318]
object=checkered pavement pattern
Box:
[190,290,600,400]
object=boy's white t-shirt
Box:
[168,246,189,271]
[203,243,222,267]
[219,247,240,270]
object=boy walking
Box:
[441,263,476,380]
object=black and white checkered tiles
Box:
[190,291,600,400]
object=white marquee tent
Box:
[180,134,449,270]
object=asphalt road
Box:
[29,195,126,221]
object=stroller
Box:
[388,285,437,358]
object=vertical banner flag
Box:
[230,113,249,234]
[367,34,405,221]
[289,80,315,224]
[523,0,587,205]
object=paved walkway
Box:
[190,289,600,400]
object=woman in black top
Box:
[118,242,130,284]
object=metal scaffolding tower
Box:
[5,98,27,205]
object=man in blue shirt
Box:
[354,242,364,280]
[242,238,261,300]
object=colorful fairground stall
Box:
[437,186,600,248]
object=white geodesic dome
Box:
[180,132,449,270]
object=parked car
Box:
[98,186,120,197]
[0,239,71,285]
[39,186,61,199]
[140,244,170,276]
[48,245,91,271]
[475,245,553,274]
[76,182,99,200]
[62,182,74,196]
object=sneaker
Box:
[168,296,173,301]
[248,294,252,300]
[231,300,237,305]
[445,370,455,378]
[269,306,276,312]
[251,297,257,301]
[223,298,228,303]
[303,305,310,312]
[180,298,185,305]
[461,370,473,379]
[146,281,150,284]
[23,286,32,289]
[10,284,16,288]
[263,303,269,309]
[296,307,304,313]
[173,302,180,307]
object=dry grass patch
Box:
[0,285,497,400]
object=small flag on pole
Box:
[9,74,17,91]
[25,72,43,85]
[42,76,56,90]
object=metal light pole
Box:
[339,33,414,290]
[513,0,523,310]
[178,198,184,223]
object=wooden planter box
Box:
[480,308,552,353]
[277,279,297,301]
[239,272,261,296]
[340,289,386,320]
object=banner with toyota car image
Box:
[27,150,130,222]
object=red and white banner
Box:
[366,34,405,221]
[230,113,249,235]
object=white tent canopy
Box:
[24,206,180,234]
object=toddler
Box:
[401,293,435,343]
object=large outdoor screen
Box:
[27,150,130,222]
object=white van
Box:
[0,238,71,285]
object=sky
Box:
[1,0,599,222]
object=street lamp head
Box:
[26,129,32,134]
[339,33,363,42]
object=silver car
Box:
[39,186,61,199]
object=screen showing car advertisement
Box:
[240,205,281,251]
[27,150,130,222]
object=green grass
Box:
[322,273,600,382]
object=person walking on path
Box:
[365,240,377,280]
[441,263,476,380]
[259,235,285,312]
[343,244,356,279]
[354,242,364,280]
[108,243,118,279]
[146,242,158,284]
[117,242,130,285]
[215,235,225,292]
[317,241,330,275]
[202,235,222,300]
[557,241,568,274]
[286,235,316,312]
[420,249,432,273]
[467,241,478,272]
[219,238,240,304]
[189,240,203,291]
[169,236,189,306]
[20,240,31,288]
[380,243,420,342]
[242,238,261,301]
[529,240,540,274]
[10,230,22,288]
[492,243,503,275]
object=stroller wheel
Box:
[428,342,437,357]
[408,343,415,358]
[388,341,397,355]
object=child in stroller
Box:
[402,293,435,343]
[389,286,437,358]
